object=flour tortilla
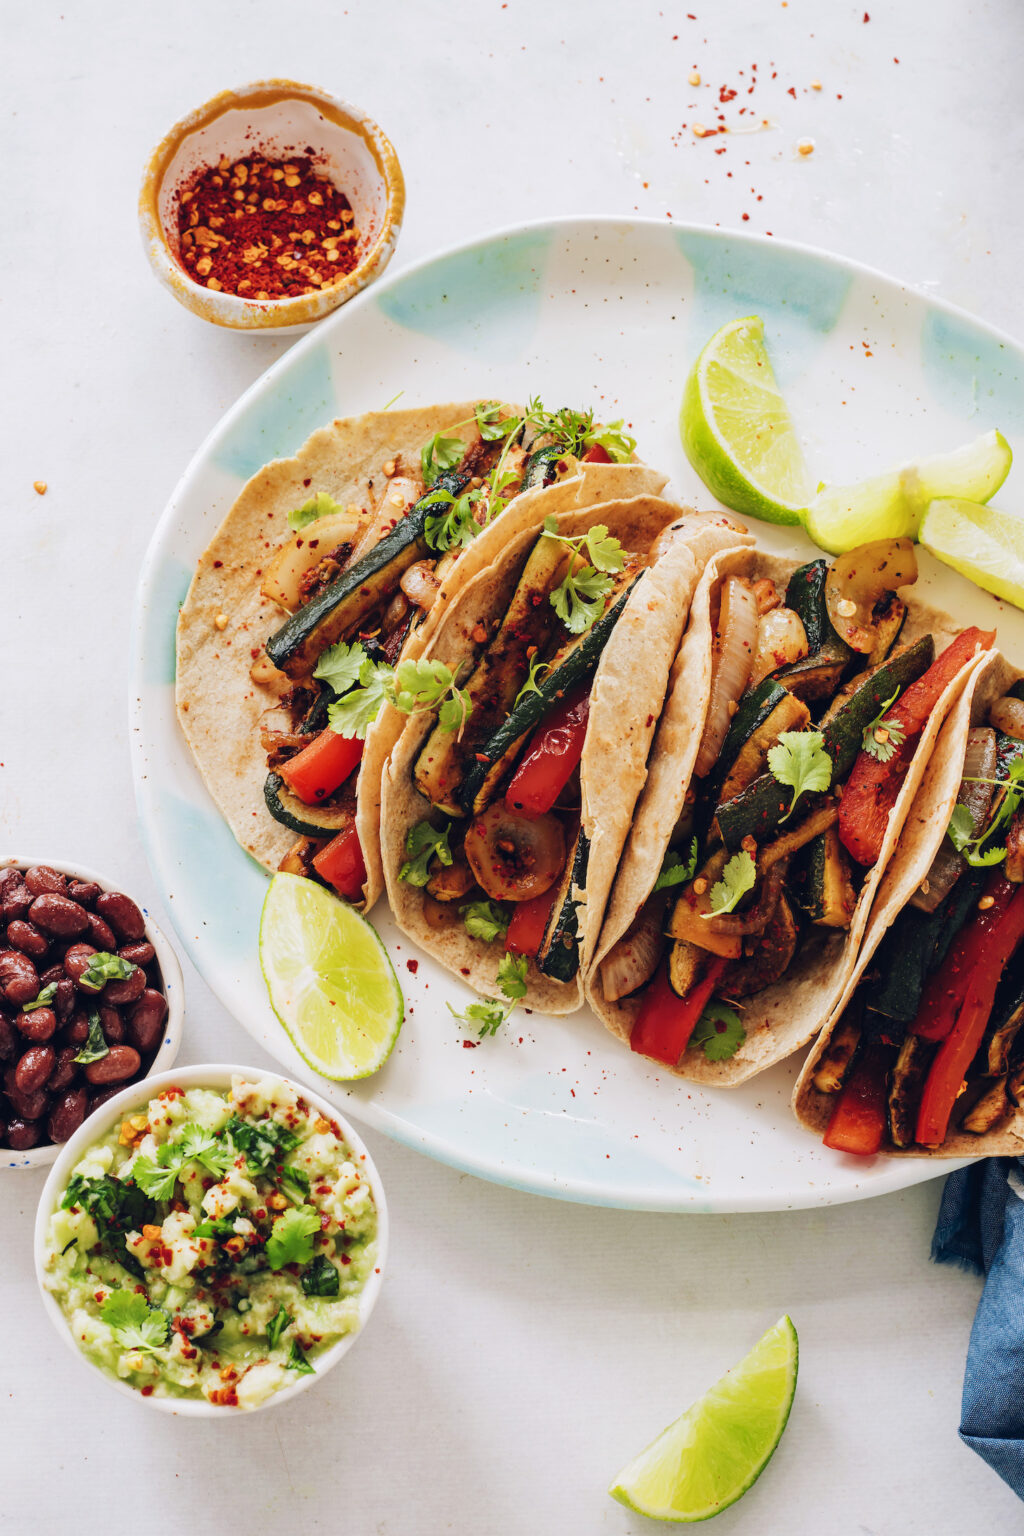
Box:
[380,497,745,1012]
[587,548,990,1084]
[175,402,666,907]
[793,649,1024,1155]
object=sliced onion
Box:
[911,727,996,912]
[824,538,918,652]
[1007,808,1024,883]
[260,509,363,612]
[345,474,422,571]
[400,560,442,611]
[990,697,1024,741]
[693,577,759,778]
[751,578,782,615]
[600,894,667,1002]
[748,606,809,688]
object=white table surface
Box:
[4,1,1024,1530]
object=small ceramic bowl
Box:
[139,78,405,334]
[34,1064,388,1416]
[2,857,183,1171]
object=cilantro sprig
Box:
[459,899,509,943]
[399,820,453,887]
[947,757,1024,868]
[448,952,528,1037]
[541,517,626,635]
[526,400,636,462]
[860,689,906,764]
[689,999,746,1061]
[767,731,833,822]
[513,654,551,710]
[132,1122,236,1200]
[265,1206,321,1270]
[654,837,699,893]
[287,490,344,531]
[267,1304,292,1350]
[101,1290,170,1353]
[420,431,467,486]
[703,850,757,918]
[324,647,473,740]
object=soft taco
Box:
[176,398,667,910]
[793,651,1024,1156]
[587,536,995,1083]
[379,500,749,1016]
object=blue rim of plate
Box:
[131,214,1024,1211]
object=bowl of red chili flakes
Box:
[139,79,405,334]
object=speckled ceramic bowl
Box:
[2,856,183,1170]
[34,1064,388,1416]
[139,79,405,335]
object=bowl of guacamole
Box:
[34,1064,387,1413]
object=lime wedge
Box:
[920,497,1024,610]
[680,316,811,526]
[609,1315,798,1523]
[805,430,1012,554]
[259,873,403,1080]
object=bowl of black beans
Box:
[0,860,183,1168]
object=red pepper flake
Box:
[174,153,360,300]
[141,1385,154,1397]
[406,958,419,974]
[462,1039,479,1049]
[863,9,870,17]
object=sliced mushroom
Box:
[824,538,918,653]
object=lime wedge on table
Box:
[609,1315,798,1523]
[259,873,403,1080]
[804,429,1012,554]
[680,316,811,526]
[920,497,1024,610]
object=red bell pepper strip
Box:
[630,957,728,1068]
[839,627,994,867]
[823,1039,897,1156]
[581,443,612,463]
[312,825,366,902]
[506,891,556,958]
[912,872,1017,1042]
[504,685,590,817]
[279,730,364,804]
[915,883,1024,1146]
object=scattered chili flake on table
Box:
[175,153,360,300]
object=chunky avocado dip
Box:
[41,1075,378,1408]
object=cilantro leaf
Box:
[653,837,699,893]
[399,820,453,887]
[287,491,344,531]
[586,419,636,463]
[326,656,395,739]
[947,802,1008,867]
[459,899,509,943]
[177,1123,235,1176]
[224,1116,300,1176]
[704,850,757,918]
[193,1215,237,1239]
[393,659,473,734]
[421,431,466,486]
[767,731,833,821]
[73,1012,109,1066]
[23,982,58,1013]
[581,525,626,574]
[101,1290,169,1352]
[78,952,139,993]
[265,1206,322,1270]
[860,689,906,764]
[266,1304,292,1350]
[131,1157,180,1202]
[689,999,746,1061]
[550,565,614,635]
[513,655,551,709]
[497,952,529,1001]
[61,1174,154,1234]
[301,1254,341,1297]
[447,999,508,1038]
[474,402,519,441]
[314,640,368,700]
[424,488,483,553]
[287,1341,316,1375]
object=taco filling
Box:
[255,401,639,900]
[810,682,1024,1155]
[598,537,993,1070]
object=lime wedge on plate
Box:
[680,316,811,526]
[609,1315,798,1523]
[805,429,1011,554]
[920,497,1024,610]
[259,873,403,1079]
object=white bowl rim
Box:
[2,855,184,1170]
[33,1061,389,1417]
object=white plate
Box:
[131,216,1024,1212]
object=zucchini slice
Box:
[264,775,355,839]
[984,947,1024,1075]
[716,690,811,808]
[812,1016,862,1094]
[413,533,571,813]
[700,678,788,810]
[887,1032,933,1148]
[457,574,643,816]
[963,1076,1013,1134]
[773,558,854,700]
[536,827,590,981]
[520,444,568,491]
[866,593,907,666]
[820,635,935,781]
[803,824,856,928]
[666,849,743,960]
[265,470,469,678]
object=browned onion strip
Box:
[600,894,668,1002]
[748,607,809,688]
[705,860,789,938]
[400,560,442,611]
[911,727,996,912]
[990,697,1024,741]
[693,578,759,778]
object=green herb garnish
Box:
[101,1290,170,1353]
[287,491,344,531]
[73,1012,109,1066]
[689,999,746,1061]
[653,837,699,893]
[265,1206,322,1270]
[860,689,906,763]
[301,1255,341,1297]
[459,899,509,943]
[767,731,833,821]
[399,820,453,887]
[703,850,757,919]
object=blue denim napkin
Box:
[932,1158,1024,1499]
